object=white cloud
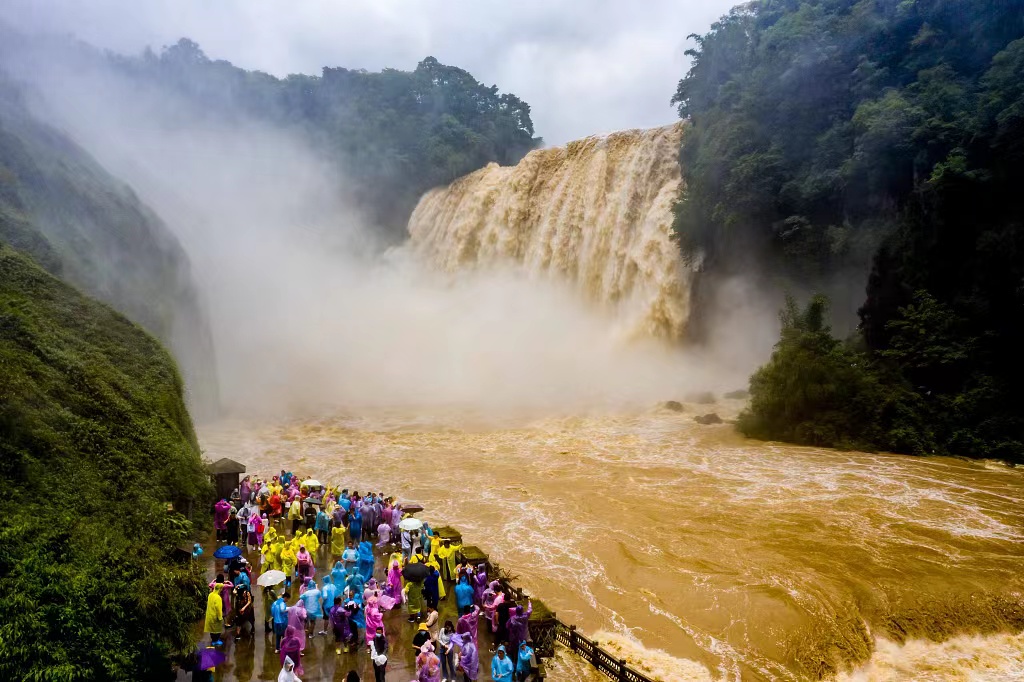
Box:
[1,0,736,145]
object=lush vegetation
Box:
[109,39,541,237]
[0,245,211,679]
[676,0,1024,461]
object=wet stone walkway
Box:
[198,522,504,682]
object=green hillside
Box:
[0,245,211,679]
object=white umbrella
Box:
[301,479,322,488]
[399,518,423,531]
[257,570,287,587]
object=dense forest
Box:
[675,0,1024,461]
[106,38,541,237]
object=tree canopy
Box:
[677,0,1024,461]
[110,40,541,237]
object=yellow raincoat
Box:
[330,526,346,556]
[287,499,302,524]
[304,528,319,553]
[436,541,462,580]
[263,536,284,571]
[426,558,447,599]
[264,526,279,545]
[281,546,297,577]
[204,585,224,634]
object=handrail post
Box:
[619,658,628,681]
[591,642,600,668]
[569,624,577,652]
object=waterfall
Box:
[407,122,692,340]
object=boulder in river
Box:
[724,389,750,400]
[662,400,685,412]
[694,413,723,425]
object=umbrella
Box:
[400,504,424,515]
[399,518,423,531]
[213,545,242,559]
[196,646,226,670]
[302,479,322,488]
[402,561,430,583]
[257,570,287,587]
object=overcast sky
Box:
[1,0,737,145]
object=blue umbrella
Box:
[213,544,242,559]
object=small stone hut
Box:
[209,458,246,501]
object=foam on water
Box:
[836,633,1024,682]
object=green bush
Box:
[0,246,211,680]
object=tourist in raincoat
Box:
[491,645,514,682]
[349,510,362,544]
[330,524,347,557]
[269,491,283,518]
[456,605,481,647]
[278,655,301,682]
[436,539,462,582]
[262,587,277,634]
[279,627,303,676]
[272,591,290,652]
[457,636,479,681]
[214,499,232,541]
[264,536,284,572]
[401,529,413,561]
[288,497,303,535]
[296,545,314,581]
[300,579,323,637]
[386,555,404,604]
[455,575,474,613]
[205,583,225,645]
[332,560,347,587]
[416,642,441,682]
[424,565,441,610]
[507,600,533,660]
[482,581,504,630]
[321,576,339,621]
[473,565,488,605]
[303,528,319,553]
[329,596,355,653]
[247,511,262,550]
[357,541,375,581]
[286,598,308,652]
[281,545,298,585]
[341,542,359,573]
[265,523,279,547]
[376,521,391,547]
[209,575,234,624]
[515,642,536,681]
[364,596,385,645]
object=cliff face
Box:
[0,79,218,416]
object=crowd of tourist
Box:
[200,471,537,682]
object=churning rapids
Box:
[196,125,1023,680]
[200,408,1024,681]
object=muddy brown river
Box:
[200,402,1024,681]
